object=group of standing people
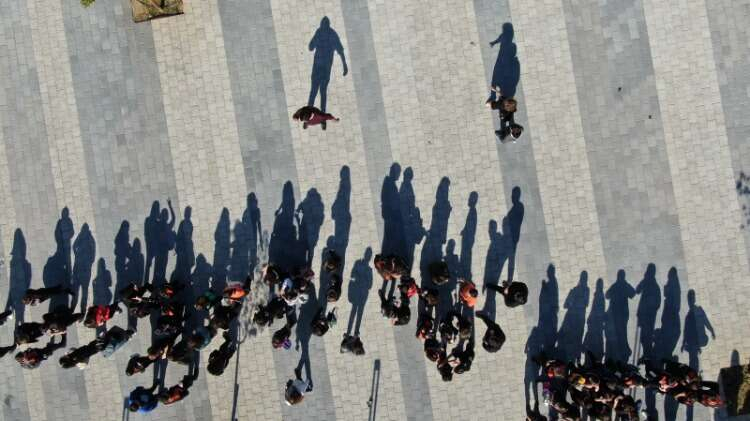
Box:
[525,352,723,420]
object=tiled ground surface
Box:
[0,0,749,420]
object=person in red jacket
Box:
[293,106,339,130]
[83,303,122,328]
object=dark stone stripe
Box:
[339,2,437,421]
[0,2,90,420]
[218,0,300,232]
[560,0,700,418]
[60,0,191,419]
[218,2,336,419]
[0,227,32,421]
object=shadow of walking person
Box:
[523,264,560,407]
[114,221,131,301]
[683,289,715,421]
[583,278,606,363]
[126,238,144,289]
[556,271,590,361]
[347,248,373,338]
[636,263,661,360]
[459,192,478,280]
[173,206,195,282]
[213,208,231,292]
[55,207,75,283]
[92,258,113,336]
[242,193,263,274]
[308,16,348,113]
[294,283,320,394]
[270,181,304,269]
[506,187,524,282]
[332,166,352,260]
[72,223,96,313]
[381,163,404,258]
[480,220,510,322]
[649,266,682,421]
[399,167,424,269]
[605,269,635,362]
[143,201,160,283]
[488,22,520,99]
[418,178,452,322]
[297,188,325,267]
[4,229,31,326]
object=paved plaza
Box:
[1,0,749,420]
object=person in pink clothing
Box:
[293,106,339,130]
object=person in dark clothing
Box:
[194,289,222,311]
[128,384,159,413]
[485,280,528,308]
[451,339,475,375]
[326,273,343,303]
[154,313,183,337]
[210,302,241,331]
[253,296,290,328]
[428,261,450,286]
[126,353,156,376]
[59,338,105,369]
[378,288,410,326]
[323,250,341,273]
[42,307,85,335]
[100,326,135,358]
[272,320,295,350]
[15,339,64,369]
[496,122,524,143]
[166,338,193,366]
[424,338,445,362]
[208,332,236,376]
[120,282,153,302]
[339,333,365,355]
[22,285,75,306]
[310,307,337,337]
[261,263,284,287]
[476,312,505,353]
[437,355,454,382]
[128,300,160,319]
[15,322,46,344]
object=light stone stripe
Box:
[270,1,408,419]
[642,0,750,378]
[505,0,607,293]
[150,2,249,419]
[26,2,127,420]
[367,0,524,418]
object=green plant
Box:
[81,0,95,7]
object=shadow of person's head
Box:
[389,163,401,180]
[501,22,514,42]
[511,186,522,204]
[687,289,696,308]
[11,229,26,259]
[468,191,478,208]
[320,16,330,29]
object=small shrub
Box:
[81,0,96,7]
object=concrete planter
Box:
[130,0,184,23]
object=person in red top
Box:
[83,303,122,328]
[159,374,195,405]
[458,279,478,308]
[293,106,339,130]
[222,275,252,303]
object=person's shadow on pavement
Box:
[308,16,348,113]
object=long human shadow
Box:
[92,258,113,337]
[347,248,373,337]
[555,271,590,361]
[506,187,524,282]
[143,201,160,283]
[113,221,131,301]
[72,223,96,313]
[582,277,606,362]
[604,269,635,362]
[381,163,405,260]
[45,211,76,312]
[269,181,305,270]
[459,192,478,280]
[294,283,320,396]
[648,267,682,421]
[636,263,661,360]
[4,229,31,326]
[307,16,348,113]
[173,206,195,282]
[229,218,249,283]
[297,188,325,267]
[212,208,231,292]
[523,264,559,407]
[488,22,520,99]
[479,219,509,322]
[320,167,352,314]
[398,167,424,270]
[153,201,176,284]
[126,237,144,289]
[242,193,262,275]
[683,288,715,421]
[418,177,452,322]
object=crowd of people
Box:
[524,352,723,421]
